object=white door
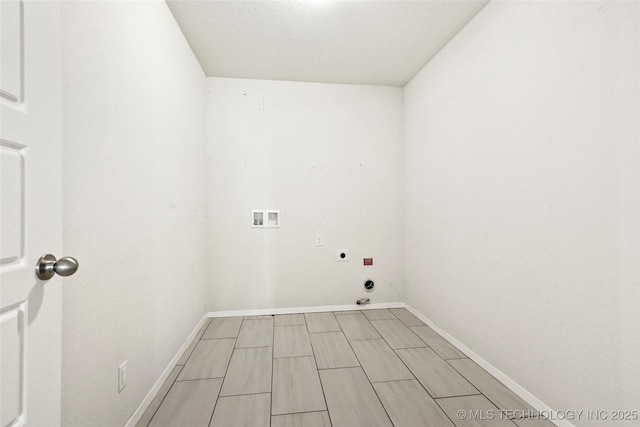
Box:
[1,1,64,426]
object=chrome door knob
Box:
[36,254,79,280]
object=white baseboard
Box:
[403,304,573,427]
[206,301,406,318]
[124,313,209,427]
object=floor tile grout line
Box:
[177,337,236,382]
[389,308,425,328]
[397,334,464,365]
[270,315,275,427]
[433,395,521,427]
[347,337,392,342]
[274,313,307,327]
[336,312,383,341]
[391,344,442,401]
[368,377,427,385]
[207,336,238,427]
[388,344,500,423]
[316,364,362,371]
[273,353,315,360]
[332,310,363,316]
[358,315,406,426]
[433,392,497,401]
[142,364,184,427]
[236,346,276,349]
[219,341,269,395]
[369,318,429,350]
[375,325,468,425]
[368,381,397,426]
[202,315,244,341]
[444,357,526,416]
[308,318,359,370]
[200,336,239,340]
[361,308,399,322]
[273,323,314,359]
[218,391,272,399]
[175,376,226,383]
[350,337,420,385]
[225,345,272,349]
[273,324,307,328]
[272,409,330,417]
[306,314,332,425]
[304,312,342,334]
[343,333,378,383]
[340,319,401,424]
[180,333,203,366]
[384,344,430,350]
[409,325,468,360]
[432,394,463,427]
[179,330,205,366]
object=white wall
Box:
[61,2,207,425]
[206,78,404,311]
[404,1,639,424]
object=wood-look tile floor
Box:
[137,309,556,427]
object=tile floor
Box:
[136,308,556,427]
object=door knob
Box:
[35,254,79,280]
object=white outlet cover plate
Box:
[337,249,349,261]
[118,361,127,392]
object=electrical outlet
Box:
[118,361,128,393]
[315,234,324,246]
[337,249,349,262]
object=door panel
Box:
[0,140,25,267]
[0,302,26,427]
[1,1,62,426]
[0,0,22,103]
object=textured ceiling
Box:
[167,1,489,87]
